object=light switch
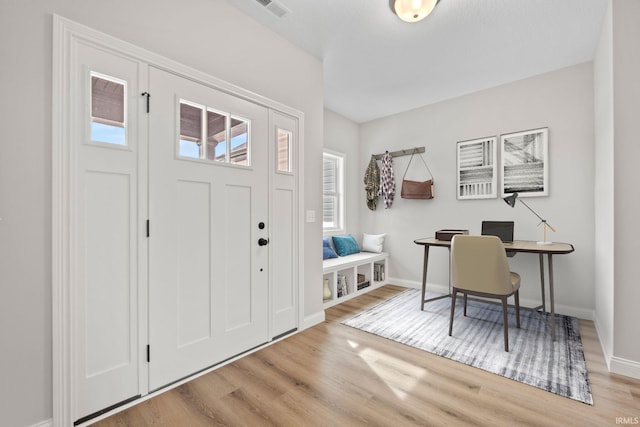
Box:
[306,210,316,223]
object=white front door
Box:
[57,19,301,425]
[147,67,270,390]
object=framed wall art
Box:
[456,136,498,200]
[500,127,548,197]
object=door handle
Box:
[258,238,269,246]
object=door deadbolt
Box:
[258,222,265,229]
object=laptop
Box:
[481,221,514,243]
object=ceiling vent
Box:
[254,0,291,18]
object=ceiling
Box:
[225,0,608,123]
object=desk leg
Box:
[447,248,452,296]
[548,254,556,340]
[538,253,546,313]
[421,245,430,311]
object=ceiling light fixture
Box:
[392,0,439,23]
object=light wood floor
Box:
[93,285,640,427]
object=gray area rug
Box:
[342,288,593,405]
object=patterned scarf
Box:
[378,152,395,208]
[364,157,380,211]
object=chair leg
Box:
[463,293,468,316]
[449,289,457,336]
[501,296,509,352]
[514,290,521,329]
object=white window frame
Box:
[322,150,345,235]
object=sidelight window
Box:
[276,128,292,173]
[90,72,126,146]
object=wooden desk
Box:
[413,237,575,338]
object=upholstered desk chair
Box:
[449,235,521,352]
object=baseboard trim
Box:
[610,355,640,380]
[387,277,440,291]
[594,316,613,371]
[30,419,53,427]
[386,278,594,320]
[303,310,325,330]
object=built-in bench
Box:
[322,252,388,308]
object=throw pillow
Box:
[332,234,361,257]
[323,237,338,260]
[362,233,386,253]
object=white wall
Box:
[593,0,640,380]
[0,1,324,426]
[593,0,615,366]
[359,63,596,318]
[323,109,361,238]
[610,0,640,373]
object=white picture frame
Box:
[456,136,498,200]
[500,127,549,198]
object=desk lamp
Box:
[503,192,555,245]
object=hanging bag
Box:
[401,148,435,199]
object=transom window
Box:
[178,99,250,166]
[322,151,345,233]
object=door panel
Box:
[84,171,132,375]
[222,184,253,329]
[148,67,269,390]
[270,112,298,336]
[175,179,211,347]
[75,42,140,419]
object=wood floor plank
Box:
[92,285,640,427]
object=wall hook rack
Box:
[372,146,425,160]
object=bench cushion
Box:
[322,237,338,260]
[332,234,361,256]
[362,233,385,253]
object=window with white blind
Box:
[323,151,345,233]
